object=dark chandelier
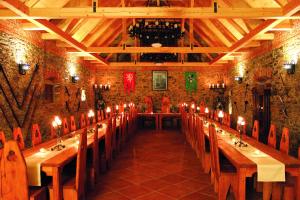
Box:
[128,19,184,47]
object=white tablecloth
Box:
[204,125,285,182]
[25,126,104,186]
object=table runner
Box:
[25,126,104,186]
[204,125,285,182]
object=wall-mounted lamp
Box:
[18,63,30,75]
[234,76,243,84]
[71,75,79,83]
[283,61,296,74]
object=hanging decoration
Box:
[185,72,197,93]
[123,72,136,93]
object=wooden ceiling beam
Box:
[0,0,108,65]
[2,7,298,19]
[69,46,234,54]
[210,0,300,65]
[102,62,226,67]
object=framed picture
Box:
[152,71,168,91]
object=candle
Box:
[212,84,215,88]
[123,103,127,108]
[106,107,111,113]
[222,83,225,88]
[218,110,224,118]
[54,116,62,126]
[116,105,119,110]
[88,109,95,118]
[191,104,195,109]
[205,107,209,114]
[196,106,200,111]
[209,83,211,88]
[217,83,219,88]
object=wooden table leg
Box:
[158,115,162,130]
[52,167,62,200]
[237,169,246,200]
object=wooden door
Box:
[252,88,271,143]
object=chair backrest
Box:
[0,131,6,158]
[13,127,25,150]
[280,127,289,155]
[92,124,99,181]
[0,140,29,199]
[62,118,69,135]
[105,117,112,159]
[101,110,105,120]
[267,124,276,149]
[50,125,56,139]
[144,96,153,113]
[208,124,220,180]
[80,113,86,128]
[161,96,171,113]
[70,116,76,132]
[252,120,259,140]
[31,124,42,147]
[97,111,101,122]
[86,114,90,126]
[199,101,205,114]
[76,128,87,199]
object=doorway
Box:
[252,87,271,144]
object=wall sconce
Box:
[234,76,243,84]
[71,75,79,83]
[18,63,30,75]
[283,61,296,74]
[95,83,111,91]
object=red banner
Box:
[123,72,136,93]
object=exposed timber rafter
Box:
[1,7,300,19]
[210,0,300,65]
[0,0,108,65]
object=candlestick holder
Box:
[51,125,65,151]
[234,127,248,147]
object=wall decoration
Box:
[152,71,168,91]
[123,72,136,93]
[81,89,86,102]
[184,72,197,92]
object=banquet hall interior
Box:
[0,0,300,199]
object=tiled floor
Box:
[87,129,217,200]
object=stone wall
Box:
[95,67,229,111]
[228,20,300,156]
[0,20,94,146]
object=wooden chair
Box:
[0,140,47,200]
[49,128,87,200]
[101,110,105,120]
[86,114,90,127]
[208,124,238,199]
[268,124,276,148]
[198,119,211,173]
[111,116,117,156]
[144,96,153,113]
[70,116,77,132]
[105,118,113,168]
[62,118,70,135]
[280,127,289,154]
[0,131,6,158]
[97,111,101,122]
[13,127,25,150]
[50,125,56,139]
[32,124,42,147]
[252,120,259,141]
[87,124,100,189]
[161,96,171,113]
[80,113,86,128]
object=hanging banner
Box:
[123,72,136,93]
[185,72,197,92]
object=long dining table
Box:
[202,119,300,200]
[23,120,112,200]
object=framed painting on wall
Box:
[152,71,168,91]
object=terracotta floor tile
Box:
[160,174,187,184]
[117,185,152,199]
[136,192,175,200]
[89,191,130,200]
[176,179,210,191]
[158,184,194,198]
[141,178,171,191]
[180,191,217,200]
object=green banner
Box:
[185,72,197,92]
